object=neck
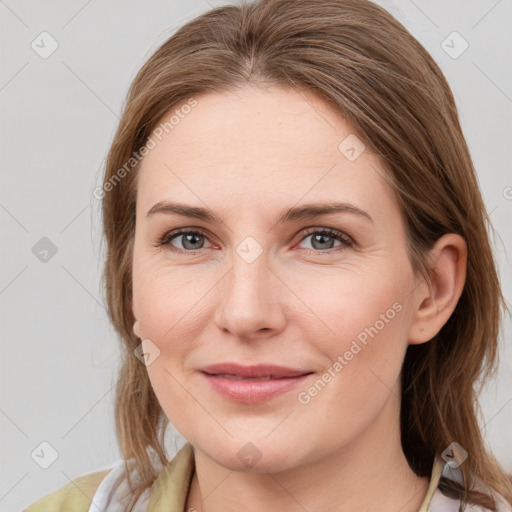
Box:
[185,395,430,512]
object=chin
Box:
[194,436,310,473]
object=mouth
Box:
[200,362,313,379]
[198,363,314,403]
[203,374,301,381]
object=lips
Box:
[198,363,315,403]
[200,362,312,379]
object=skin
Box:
[131,85,467,512]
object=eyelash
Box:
[155,227,354,255]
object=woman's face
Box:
[132,85,423,471]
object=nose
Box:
[213,245,287,341]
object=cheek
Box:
[132,263,213,343]
[294,266,411,394]
[290,278,410,448]
[297,264,408,343]
[132,266,216,413]
[132,269,208,426]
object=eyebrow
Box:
[146,201,374,225]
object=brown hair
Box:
[100,0,512,509]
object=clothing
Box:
[24,442,511,512]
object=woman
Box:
[25,0,512,511]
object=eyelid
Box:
[298,226,354,245]
[157,226,213,249]
[156,225,355,253]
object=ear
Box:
[408,233,467,345]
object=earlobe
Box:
[133,319,140,338]
[408,233,467,345]
[131,296,140,337]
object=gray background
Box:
[1,0,511,510]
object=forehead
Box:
[136,85,395,220]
